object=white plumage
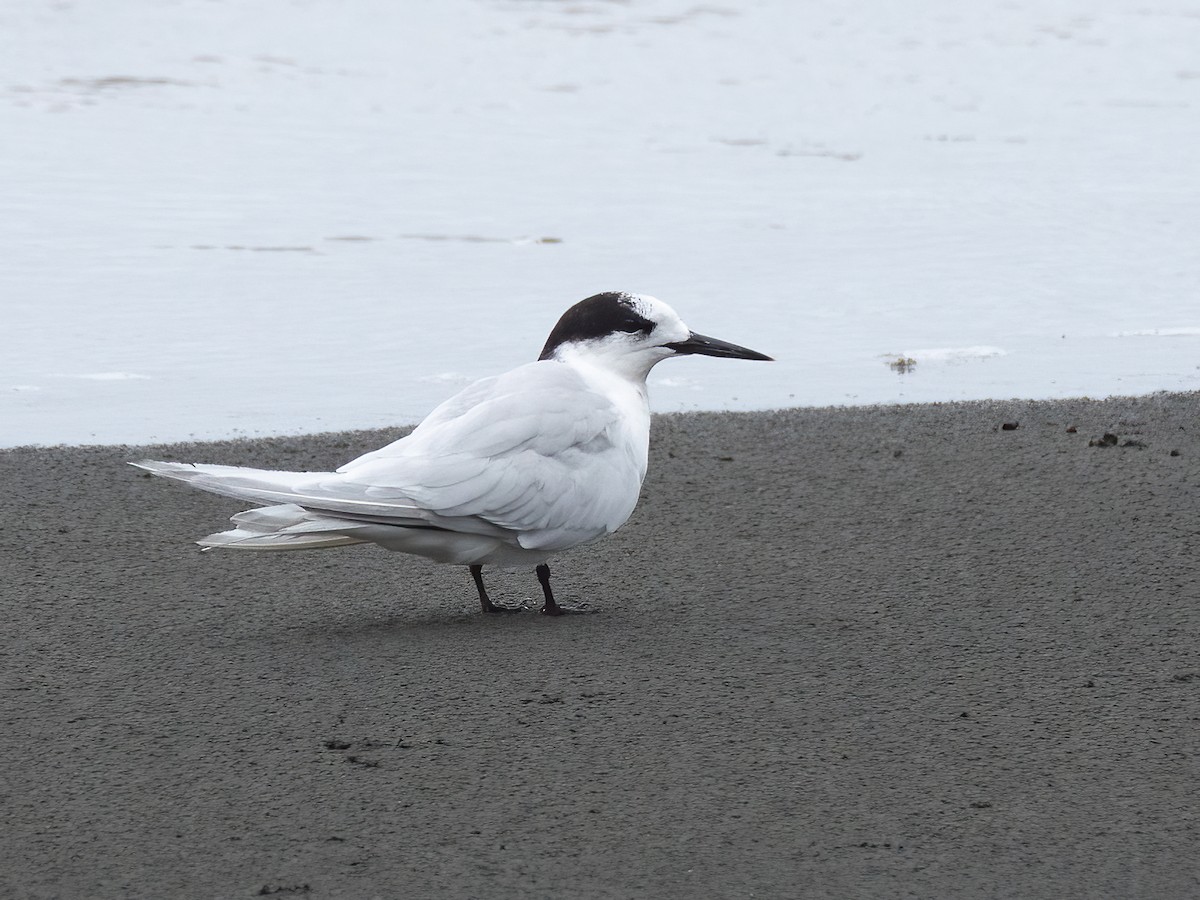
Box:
[133,292,771,614]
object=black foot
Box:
[482,598,526,614]
[540,601,594,616]
[471,564,529,613]
[535,564,594,616]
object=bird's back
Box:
[336,358,651,551]
[135,358,652,559]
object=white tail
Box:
[130,458,516,563]
[132,461,374,552]
[130,460,318,504]
[197,503,372,551]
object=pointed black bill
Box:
[665,332,773,361]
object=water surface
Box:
[2,0,1197,446]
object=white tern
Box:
[133,292,772,615]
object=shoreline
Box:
[2,391,1197,898]
[5,388,1197,454]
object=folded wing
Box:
[336,360,647,550]
[135,360,648,554]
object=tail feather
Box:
[132,462,514,564]
[198,528,368,551]
[197,503,372,552]
[129,460,318,504]
[129,459,436,522]
[130,459,502,552]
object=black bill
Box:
[665,332,773,361]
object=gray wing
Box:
[137,361,649,552]
[332,360,647,550]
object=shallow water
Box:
[2,0,1198,446]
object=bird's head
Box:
[538,292,772,381]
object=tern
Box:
[133,292,772,615]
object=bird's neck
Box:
[556,349,651,420]
[554,344,660,388]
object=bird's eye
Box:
[618,317,651,335]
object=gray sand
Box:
[2,393,1198,899]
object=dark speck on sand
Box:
[2,393,1198,899]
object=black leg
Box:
[471,564,521,614]
[470,564,493,613]
[536,563,562,616]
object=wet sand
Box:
[2,393,1198,899]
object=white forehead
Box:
[621,293,685,330]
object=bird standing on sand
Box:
[133,292,772,615]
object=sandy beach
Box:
[2,392,1198,899]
